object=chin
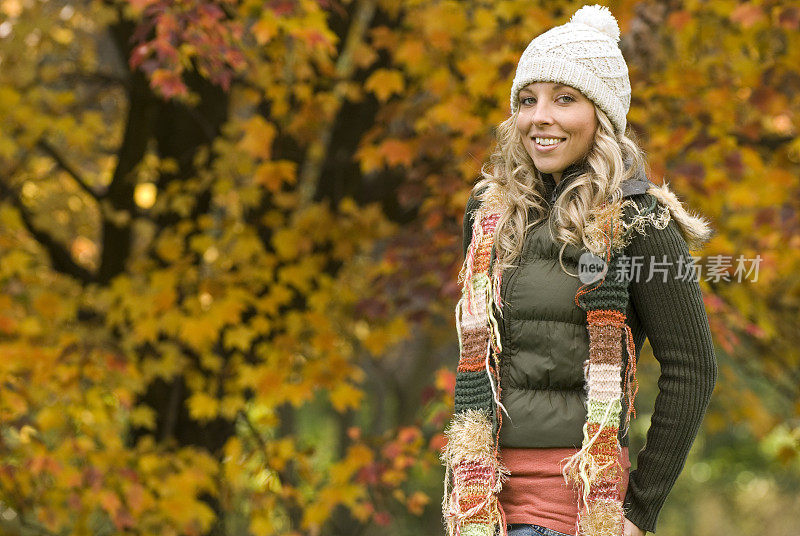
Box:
[534,163,562,175]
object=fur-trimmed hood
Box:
[645,181,714,251]
[618,162,714,251]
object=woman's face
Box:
[515,82,598,182]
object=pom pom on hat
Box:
[569,4,621,42]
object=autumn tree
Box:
[1,1,798,536]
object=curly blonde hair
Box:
[471,104,648,282]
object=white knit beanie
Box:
[510,4,631,135]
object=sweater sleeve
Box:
[621,196,718,533]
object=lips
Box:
[533,137,565,152]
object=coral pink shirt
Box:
[499,446,631,536]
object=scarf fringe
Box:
[441,410,509,536]
[578,498,625,536]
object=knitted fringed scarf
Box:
[442,185,508,536]
[561,199,643,536]
[443,184,669,536]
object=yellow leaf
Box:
[337,483,365,507]
[224,325,255,351]
[2,250,33,275]
[363,328,389,356]
[130,405,156,430]
[189,233,215,256]
[252,15,278,45]
[138,451,162,475]
[224,436,242,462]
[155,233,184,263]
[329,383,363,412]
[55,465,82,489]
[51,26,74,45]
[254,160,297,192]
[179,317,218,352]
[32,291,62,320]
[99,490,122,517]
[37,406,64,430]
[123,482,152,516]
[187,392,219,421]
[239,117,276,160]
[18,424,37,443]
[301,499,332,529]
[407,491,430,515]
[364,69,404,103]
[250,512,274,536]
[277,261,315,293]
[153,287,176,314]
[378,139,414,167]
[395,39,425,68]
[268,437,295,472]
[330,443,374,485]
[352,41,378,69]
[355,143,383,174]
[220,395,245,419]
[200,352,223,372]
[272,228,300,260]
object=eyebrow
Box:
[520,83,572,93]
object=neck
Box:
[552,160,583,185]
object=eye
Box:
[520,94,574,106]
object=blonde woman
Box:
[442,5,717,536]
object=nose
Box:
[531,99,554,126]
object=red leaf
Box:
[268,0,296,16]
[667,10,691,31]
[730,4,765,28]
[429,433,447,452]
[129,44,150,70]
[435,368,456,393]
[151,69,188,99]
[373,511,392,526]
[778,7,800,29]
[398,426,420,444]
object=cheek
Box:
[576,111,597,138]
[515,118,528,136]
[565,122,591,145]
[516,109,535,129]
[560,106,594,136]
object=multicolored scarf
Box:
[442,183,669,536]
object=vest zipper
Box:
[496,259,519,362]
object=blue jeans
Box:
[505,523,573,536]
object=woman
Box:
[441,5,717,536]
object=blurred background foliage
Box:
[0,0,798,535]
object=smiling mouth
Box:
[533,138,566,150]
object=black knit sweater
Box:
[619,195,717,532]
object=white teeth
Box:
[535,137,563,146]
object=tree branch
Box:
[37,139,106,200]
[0,173,94,284]
[296,0,377,205]
[59,69,130,90]
[96,39,156,283]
